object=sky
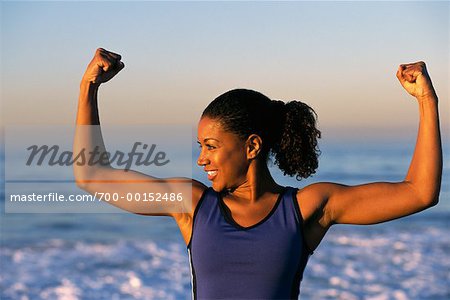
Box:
[1,1,449,141]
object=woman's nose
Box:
[197,152,209,166]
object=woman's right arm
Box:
[74,48,206,227]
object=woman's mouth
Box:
[206,170,218,180]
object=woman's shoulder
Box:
[295,183,336,251]
[295,183,334,223]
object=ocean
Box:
[1,139,449,300]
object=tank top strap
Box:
[284,186,314,255]
[195,187,218,214]
[188,187,219,249]
[282,186,302,224]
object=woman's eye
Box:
[198,143,215,150]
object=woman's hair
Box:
[201,88,321,180]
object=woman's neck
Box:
[226,159,283,203]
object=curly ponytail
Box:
[271,100,321,180]
[202,89,321,180]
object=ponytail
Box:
[270,100,321,180]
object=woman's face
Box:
[197,116,250,192]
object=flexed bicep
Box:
[323,181,433,225]
[325,62,441,225]
[75,48,207,219]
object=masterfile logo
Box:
[4,125,193,213]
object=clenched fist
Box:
[82,48,124,85]
[396,61,437,101]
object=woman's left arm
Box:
[307,62,442,226]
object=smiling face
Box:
[197,116,250,192]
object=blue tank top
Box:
[188,186,311,299]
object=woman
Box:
[75,48,442,299]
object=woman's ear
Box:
[246,134,263,160]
